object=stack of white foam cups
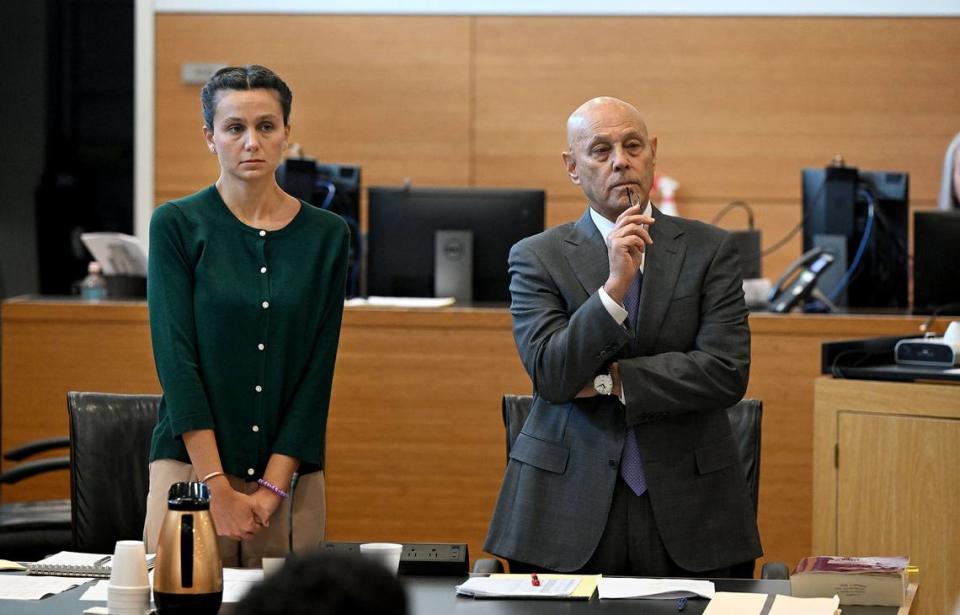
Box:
[108,540,151,615]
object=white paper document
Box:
[80,232,148,276]
[79,580,114,601]
[702,591,768,615]
[768,593,840,615]
[78,568,261,603]
[345,296,456,308]
[222,567,263,603]
[80,570,154,602]
[0,575,94,600]
[598,577,715,600]
[456,576,581,598]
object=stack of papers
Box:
[456,574,598,599]
[598,577,715,600]
[27,551,156,578]
[80,232,148,276]
[0,575,94,600]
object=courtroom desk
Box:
[0,297,932,571]
[0,574,919,615]
[407,577,917,615]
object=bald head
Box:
[561,96,658,221]
[566,97,648,151]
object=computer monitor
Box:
[914,210,960,315]
[801,164,908,310]
[366,186,546,305]
[277,158,362,296]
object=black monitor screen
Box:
[914,210,960,314]
[801,165,908,309]
[366,186,546,305]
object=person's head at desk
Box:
[233,551,407,615]
[939,131,960,210]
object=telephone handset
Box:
[768,247,836,313]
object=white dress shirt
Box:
[589,203,651,324]
[590,203,652,404]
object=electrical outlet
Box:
[180,62,228,85]
[403,543,463,561]
[398,543,468,576]
[322,542,468,576]
[323,542,361,555]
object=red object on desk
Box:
[530,572,540,587]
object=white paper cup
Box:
[359,542,403,576]
[107,584,150,615]
[109,540,150,588]
[261,557,286,577]
[107,585,151,596]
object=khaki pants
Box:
[143,459,325,568]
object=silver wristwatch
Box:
[593,373,614,396]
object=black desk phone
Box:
[768,248,835,313]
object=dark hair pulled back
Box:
[200,64,292,130]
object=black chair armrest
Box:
[3,436,70,461]
[472,558,505,574]
[761,561,790,580]
[0,456,71,484]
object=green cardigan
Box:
[147,185,349,479]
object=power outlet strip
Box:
[322,542,469,576]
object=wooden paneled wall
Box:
[156,15,960,280]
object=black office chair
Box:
[0,436,72,560]
[67,392,159,553]
[723,398,769,579]
[481,395,788,580]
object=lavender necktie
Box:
[620,271,647,496]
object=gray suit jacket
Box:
[484,206,762,572]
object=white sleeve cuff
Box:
[598,286,629,325]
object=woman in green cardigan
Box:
[143,65,349,567]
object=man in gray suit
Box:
[484,97,762,576]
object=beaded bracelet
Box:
[257,478,289,499]
[199,470,226,484]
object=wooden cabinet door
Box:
[837,412,960,615]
